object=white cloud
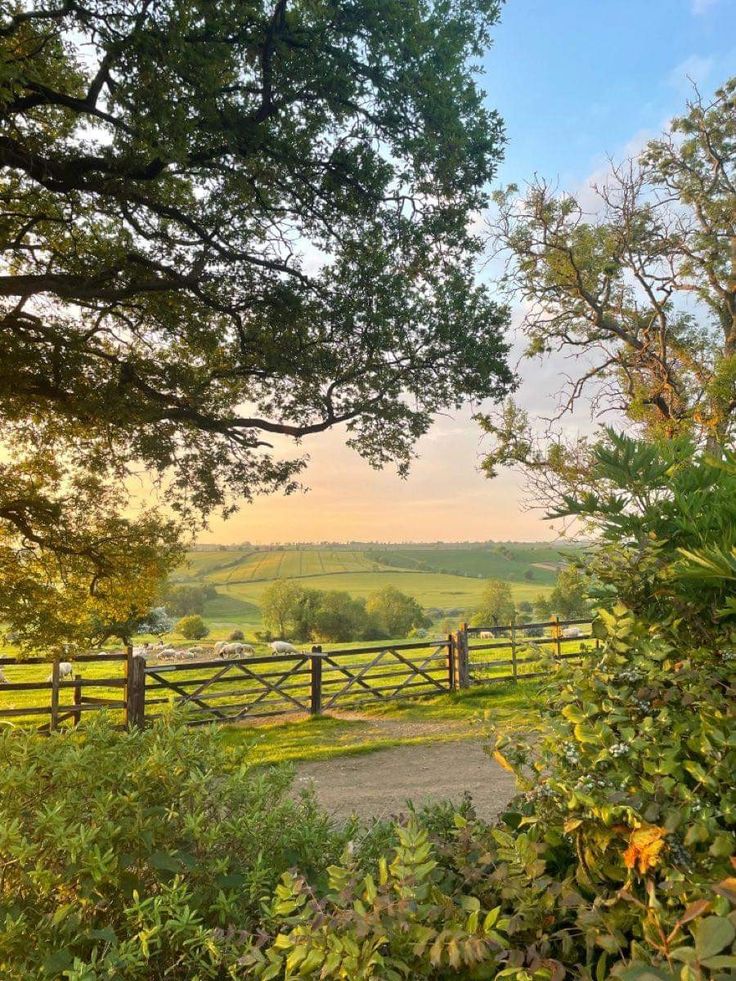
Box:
[667,53,715,92]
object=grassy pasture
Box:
[0,627,589,732]
[201,573,551,637]
[369,543,577,584]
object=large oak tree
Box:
[0,0,512,647]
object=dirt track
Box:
[294,738,517,821]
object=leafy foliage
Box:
[175,614,209,640]
[0,716,350,980]
[261,579,430,642]
[470,578,515,626]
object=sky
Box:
[199,0,736,546]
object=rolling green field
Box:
[174,542,580,636]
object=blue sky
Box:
[200,0,736,545]
[488,0,736,188]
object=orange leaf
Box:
[623,826,668,874]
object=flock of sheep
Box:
[0,639,305,686]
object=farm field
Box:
[173,542,577,636]
[368,543,578,584]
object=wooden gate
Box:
[138,640,454,726]
[319,641,451,711]
[143,652,312,725]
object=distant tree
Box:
[365,587,430,639]
[163,584,218,618]
[548,565,590,620]
[291,589,324,643]
[137,607,175,639]
[534,594,552,621]
[176,615,209,641]
[260,580,305,639]
[518,600,533,614]
[228,630,245,642]
[523,569,535,581]
[470,580,515,627]
[313,592,367,644]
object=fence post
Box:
[456,623,470,688]
[72,678,82,727]
[511,615,518,682]
[447,634,456,691]
[50,659,60,732]
[124,644,133,728]
[127,654,146,729]
[310,654,322,715]
[554,615,562,659]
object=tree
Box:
[365,587,430,639]
[480,78,736,506]
[0,465,181,652]
[0,1,513,646]
[175,615,209,641]
[470,579,515,627]
[313,591,367,643]
[548,565,590,620]
[260,579,304,639]
[137,606,175,639]
[533,594,551,621]
[163,584,218,618]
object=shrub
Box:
[0,717,349,979]
[175,614,209,640]
[228,629,245,641]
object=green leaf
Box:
[693,916,736,960]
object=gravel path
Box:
[294,738,517,821]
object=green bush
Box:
[0,717,349,979]
[228,629,245,642]
[175,614,209,640]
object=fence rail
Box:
[0,617,596,731]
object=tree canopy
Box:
[0,0,512,649]
[480,78,736,506]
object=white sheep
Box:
[562,626,583,639]
[479,630,495,639]
[216,642,254,659]
[270,640,298,654]
[0,668,9,685]
[46,661,75,682]
[157,647,178,660]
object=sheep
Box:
[562,626,583,639]
[157,647,178,661]
[45,661,75,682]
[216,642,254,659]
[270,640,298,654]
[479,630,495,639]
[0,668,9,685]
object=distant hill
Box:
[172,542,583,633]
[176,542,581,589]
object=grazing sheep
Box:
[46,661,75,682]
[270,640,298,655]
[216,642,254,659]
[562,626,583,639]
[479,630,495,639]
[157,647,178,660]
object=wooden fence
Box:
[455,616,598,685]
[142,640,453,726]
[0,640,454,730]
[0,652,130,731]
[0,619,595,732]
